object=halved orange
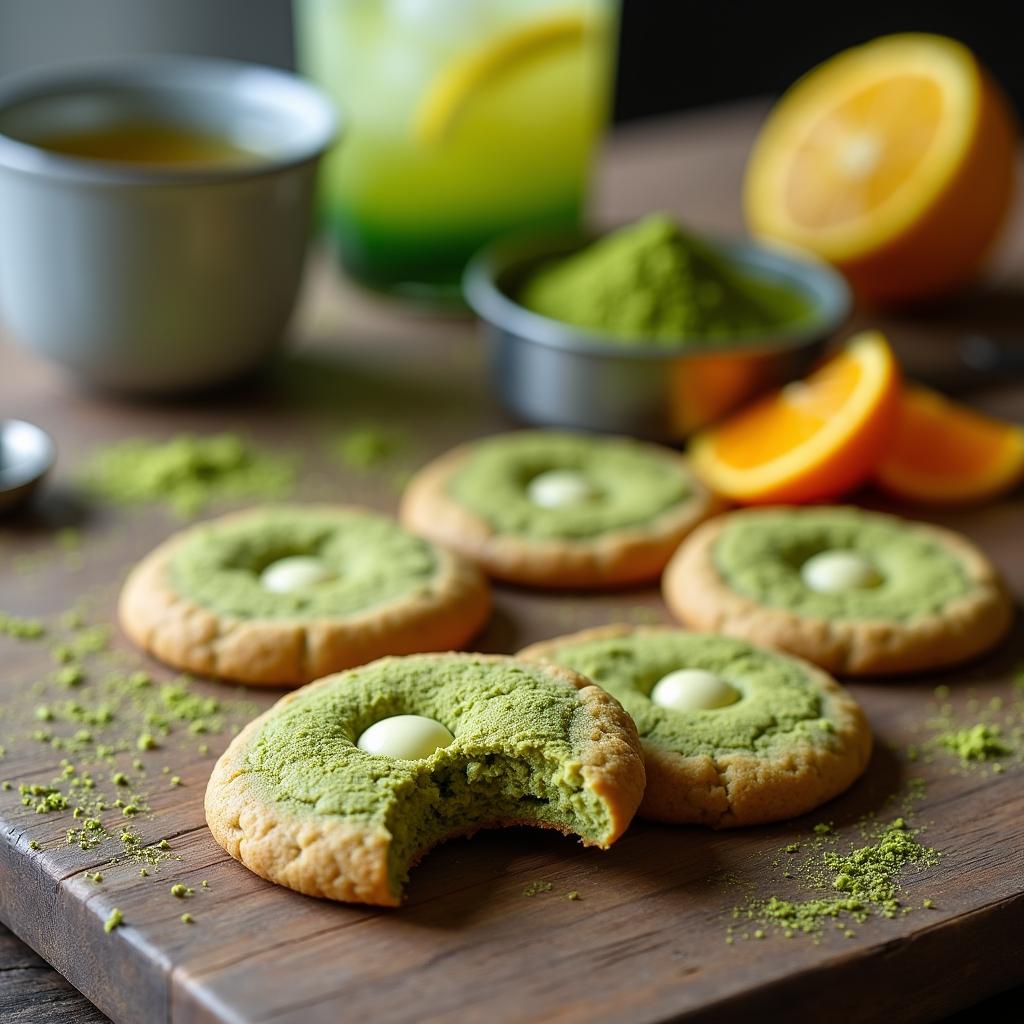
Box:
[745,34,1017,305]
[875,384,1024,504]
[690,331,901,504]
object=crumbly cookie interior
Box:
[240,656,614,899]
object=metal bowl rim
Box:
[0,55,338,187]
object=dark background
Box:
[2,1,1021,123]
[614,1,1024,120]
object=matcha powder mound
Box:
[518,214,809,345]
[80,433,294,516]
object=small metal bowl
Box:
[0,418,55,513]
[464,231,851,442]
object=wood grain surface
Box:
[2,101,1024,1024]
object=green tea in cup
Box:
[31,121,261,167]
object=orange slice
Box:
[875,384,1024,504]
[690,331,901,504]
[744,34,1017,305]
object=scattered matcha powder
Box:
[180,913,194,925]
[936,724,1011,764]
[523,881,554,897]
[80,433,295,516]
[20,783,68,814]
[331,425,406,471]
[55,666,84,688]
[916,676,1023,772]
[2,608,257,878]
[728,819,939,943]
[103,908,123,933]
[170,883,191,898]
[0,612,45,640]
[59,608,85,631]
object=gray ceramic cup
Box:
[0,57,336,394]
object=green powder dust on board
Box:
[79,433,295,516]
[103,908,123,933]
[728,820,939,943]
[330,425,407,471]
[518,214,811,345]
[1,606,258,874]
[936,724,1011,763]
[918,676,1023,772]
[523,881,554,897]
[0,612,45,640]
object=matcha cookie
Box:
[520,625,871,827]
[664,506,1012,676]
[205,652,646,905]
[119,505,491,686]
[400,431,720,588]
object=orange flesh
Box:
[705,354,863,469]
[878,387,1024,498]
[784,74,945,229]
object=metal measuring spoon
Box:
[0,419,55,514]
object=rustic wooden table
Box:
[2,101,1023,1023]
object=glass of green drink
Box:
[294,0,619,304]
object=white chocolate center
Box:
[801,550,882,594]
[356,714,454,760]
[650,669,740,712]
[260,556,335,594]
[527,469,597,509]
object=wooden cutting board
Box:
[2,107,1024,1024]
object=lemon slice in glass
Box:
[413,13,588,147]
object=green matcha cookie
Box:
[119,505,491,686]
[400,431,720,588]
[205,653,646,905]
[664,507,1012,676]
[520,625,871,826]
